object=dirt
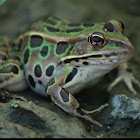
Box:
[0,0,140,138]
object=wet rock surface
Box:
[101,94,140,138]
[111,94,140,120]
[0,0,140,138]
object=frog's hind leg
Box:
[46,73,108,127]
[0,38,28,101]
[0,60,27,92]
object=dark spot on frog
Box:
[47,78,55,87]
[34,64,42,77]
[104,52,118,57]
[73,58,79,62]
[60,88,69,102]
[56,42,68,55]
[75,65,80,68]
[47,26,60,32]
[68,23,81,27]
[45,78,55,92]
[83,61,89,65]
[0,65,18,74]
[46,65,54,77]
[38,80,42,85]
[63,54,102,64]
[57,61,63,66]
[11,66,19,74]
[30,35,43,48]
[45,19,56,25]
[66,28,83,33]
[65,68,78,83]
[104,22,114,32]
[83,23,94,27]
[28,75,35,88]
[24,48,29,64]
[40,46,48,57]
[64,58,79,64]
[115,42,123,47]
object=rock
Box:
[0,114,38,138]
[0,98,90,138]
[111,94,140,120]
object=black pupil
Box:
[92,36,101,42]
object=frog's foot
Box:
[81,103,109,115]
[46,77,108,127]
[0,90,27,102]
[108,63,140,94]
[0,90,11,102]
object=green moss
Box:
[10,100,20,108]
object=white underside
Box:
[63,63,118,94]
[27,63,118,97]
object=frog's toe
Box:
[0,90,27,102]
[108,71,140,94]
[81,103,109,115]
[123,73,140,94]
[76,108,103,127]
[108,63,140,94]
[76,103,109,127]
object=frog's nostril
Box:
[115,42,123,47]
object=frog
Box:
[0,16,140,127]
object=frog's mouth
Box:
[61,47,135,65]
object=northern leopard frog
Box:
[0,16,139,127]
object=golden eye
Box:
[88,32,105,51]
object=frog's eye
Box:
[88,32,105,51]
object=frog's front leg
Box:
[108,62,140,94]
[46,72,108,127]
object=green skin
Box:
[0,16,136,126]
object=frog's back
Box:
[29,16,96,37]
